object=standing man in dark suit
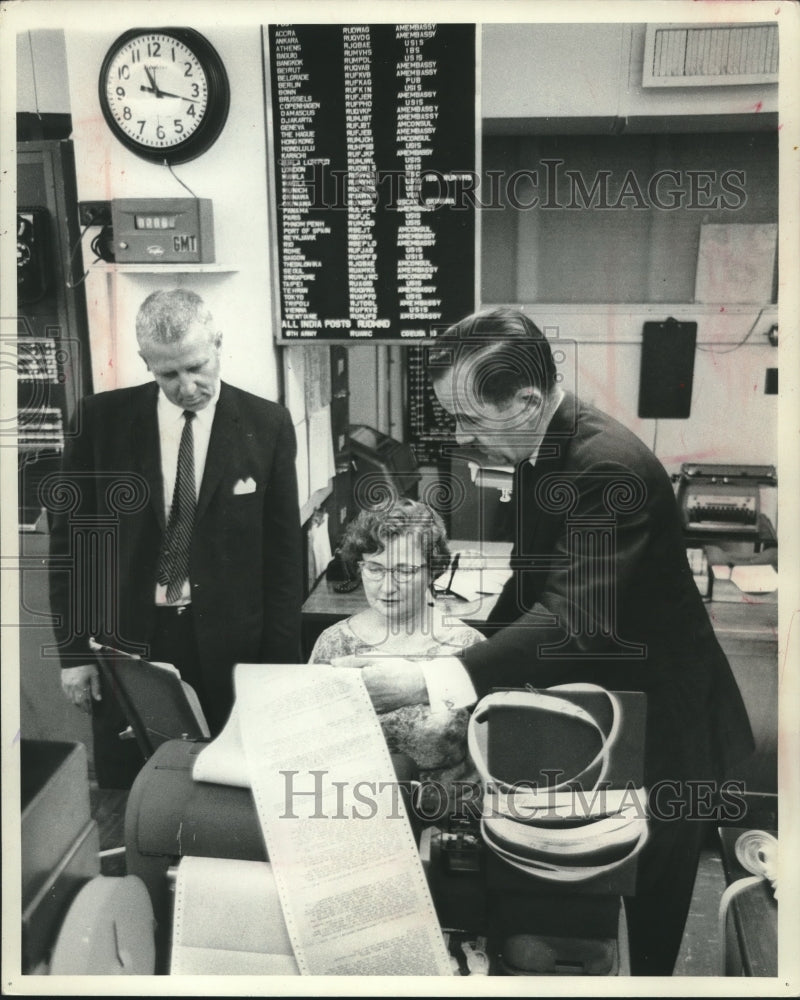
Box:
[348,308,755,975]
[50,289,302,789]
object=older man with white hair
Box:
[49,288,302,788]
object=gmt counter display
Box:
[267,24,476,342]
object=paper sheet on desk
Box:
[193,663,452,976]
[434,552,512,602]
[434,569,510,602]
[730,564,779,594]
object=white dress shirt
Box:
[154,384,220,605]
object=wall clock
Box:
[98,28,230,164]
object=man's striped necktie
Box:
[157,410,196,603]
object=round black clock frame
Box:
[98,27,230,165]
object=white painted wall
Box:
[482,24,627,122]
[16,29,70,115]
[481,22,778,124]
[62,22,279,402]
[507,304,779,477]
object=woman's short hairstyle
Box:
[340,499,451,578]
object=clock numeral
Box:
[101,29,229,161]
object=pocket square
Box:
[233,477,257,495]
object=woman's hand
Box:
[331,655,428,713]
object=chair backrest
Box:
[89,638,209,758]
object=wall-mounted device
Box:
[110,198,214,263]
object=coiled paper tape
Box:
[734,829,778,896]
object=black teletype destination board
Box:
[267,23,477,342]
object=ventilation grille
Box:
[643,23,778,87]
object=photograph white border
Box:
[2,1,798,996]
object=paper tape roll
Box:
[50,875,155,975]
[734,829,778,892]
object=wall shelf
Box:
[92,263,237,274]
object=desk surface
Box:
[302,540,778,640]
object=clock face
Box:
[99,29,229,164]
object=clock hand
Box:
[143,65,163,98]
[138,85,197,102]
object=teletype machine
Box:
[675,463,777,549]
[24,643,650,977]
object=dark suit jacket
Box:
[461,392,754,790]
[48,380,302,728]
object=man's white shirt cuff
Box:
[421,656,477,713]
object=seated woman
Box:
[308,499,484,818]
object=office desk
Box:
[683,512,777,553]
[302,541,777,643]
[705,580,778,794]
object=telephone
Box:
[325,547,361,593]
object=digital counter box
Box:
[111,198,215,264]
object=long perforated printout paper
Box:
[205,663,451,976]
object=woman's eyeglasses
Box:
[358,561,425,582]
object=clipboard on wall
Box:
[637,318,697,419]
